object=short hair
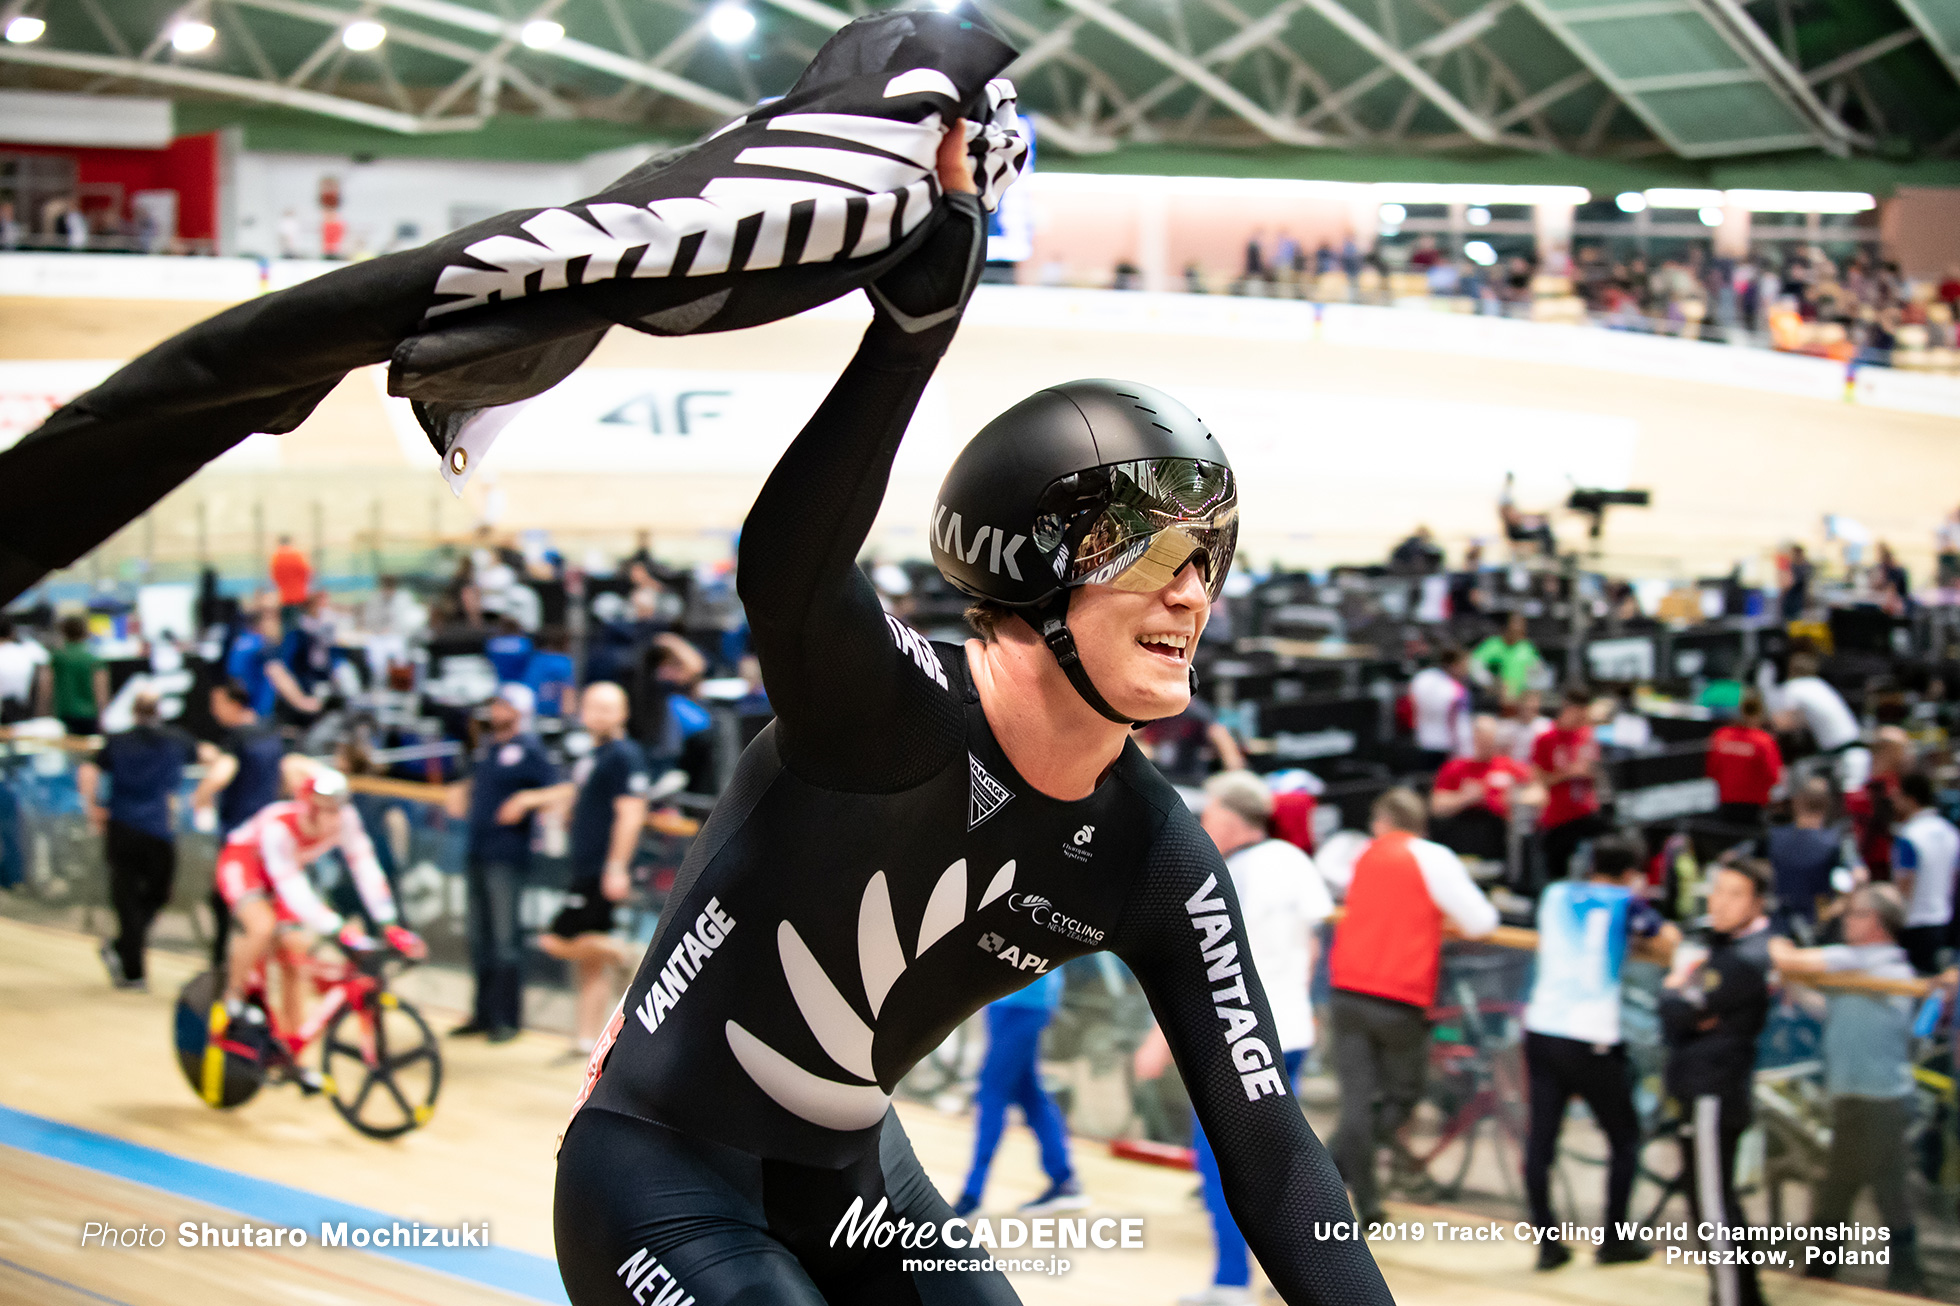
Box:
[965,601,1019,643]
[1793,776,1833,818]
[1788,651,1820,678]
[1204,770,1274,828]
[1436,644,1466,668]
[60,614,88,643]
[1561,685,1591,710]
[1372,787,1427,836]
[212,679,252,708]
[131,692,161,724]
[1900,771,1936,810]
[1589,832,1646,879]
[1738,689,1765,722]
[1716,855,1771,900]
[1851,883,1907,941]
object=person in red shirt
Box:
[1705,691,1782,832]
[1532,686,1606,890]
[1430,714,1543,861]
[268,535,312,630]
[1846,727,1911,879]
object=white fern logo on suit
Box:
[725,856,1017,1130]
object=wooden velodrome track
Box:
[0,917,1908,1306]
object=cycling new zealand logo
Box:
[1007,892,1106,946]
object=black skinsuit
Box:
[554,196,1391,1306]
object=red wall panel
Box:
[0,132,219,240]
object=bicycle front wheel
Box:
[321,992,443,1139]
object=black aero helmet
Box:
[931,379,1237,724]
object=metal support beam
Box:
[0,42,479,132]
[229,0,572,115]
[754,0,848,32]
[1490,67,1592,128]
[1803,27,1922,85]
[1297,0,1501,142]
[1048,0,1329,144]
[371,0,747,116]
[1697,0,1863,153]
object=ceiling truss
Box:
[0,0,1949,159]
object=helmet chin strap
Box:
[1033,591,1197,728]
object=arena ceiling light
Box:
[170,20,217,53]
[3,15,44,43]
[1465,205,1491,225]
[1644,187,1724,210]
[1722,189,1874,213]
[341,19,387,51]
[708,4,757,44]
[1370,183,1590,206]
[1698,206,1724,227]
[1464,239,1497,266]
[519,19,564,49]
[1378,202,1407,226]
[1614,191,1646,213]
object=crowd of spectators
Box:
[1112,223,1960,371]
[9,494,1960,1302]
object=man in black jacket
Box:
[1662,857,1773,1306]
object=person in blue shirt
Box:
[228,605,320,721]
[1521,832,1677,1270]
[1767,777,1852,941]
[446,681,557,1042]
[189,679,308,970]
[484,616,535,684]
[518,683,651,1054]
[523,628,577,721]
[952,966,1082,1218]
[75,691,197,990]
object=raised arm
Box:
[1109,813,1393,1306]
[737,143,985,787]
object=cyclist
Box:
[215,769,424,1039]
[553,96,1390,1306]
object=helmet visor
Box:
[1034,458,1239,601]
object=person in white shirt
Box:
[1179,770,1335,1306]
[1408,647,1471,763]
[1495,687,1553,765]
[0,617,48,724]
[1767,651,1866,787]
[1892,772,1959,974]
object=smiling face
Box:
[1063,562,1210,721]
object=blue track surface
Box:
[0,1104,569,1304]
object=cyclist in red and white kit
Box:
[215,769,423,1032]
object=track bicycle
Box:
[174,937,441,1139]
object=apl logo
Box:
[932,504,1028,581]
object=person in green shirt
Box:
[1472,612,1543,701]
[42,614,107,736]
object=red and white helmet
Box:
[296,768,350,804]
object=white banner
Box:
[0,360,278,465]
[374,367,956,478]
